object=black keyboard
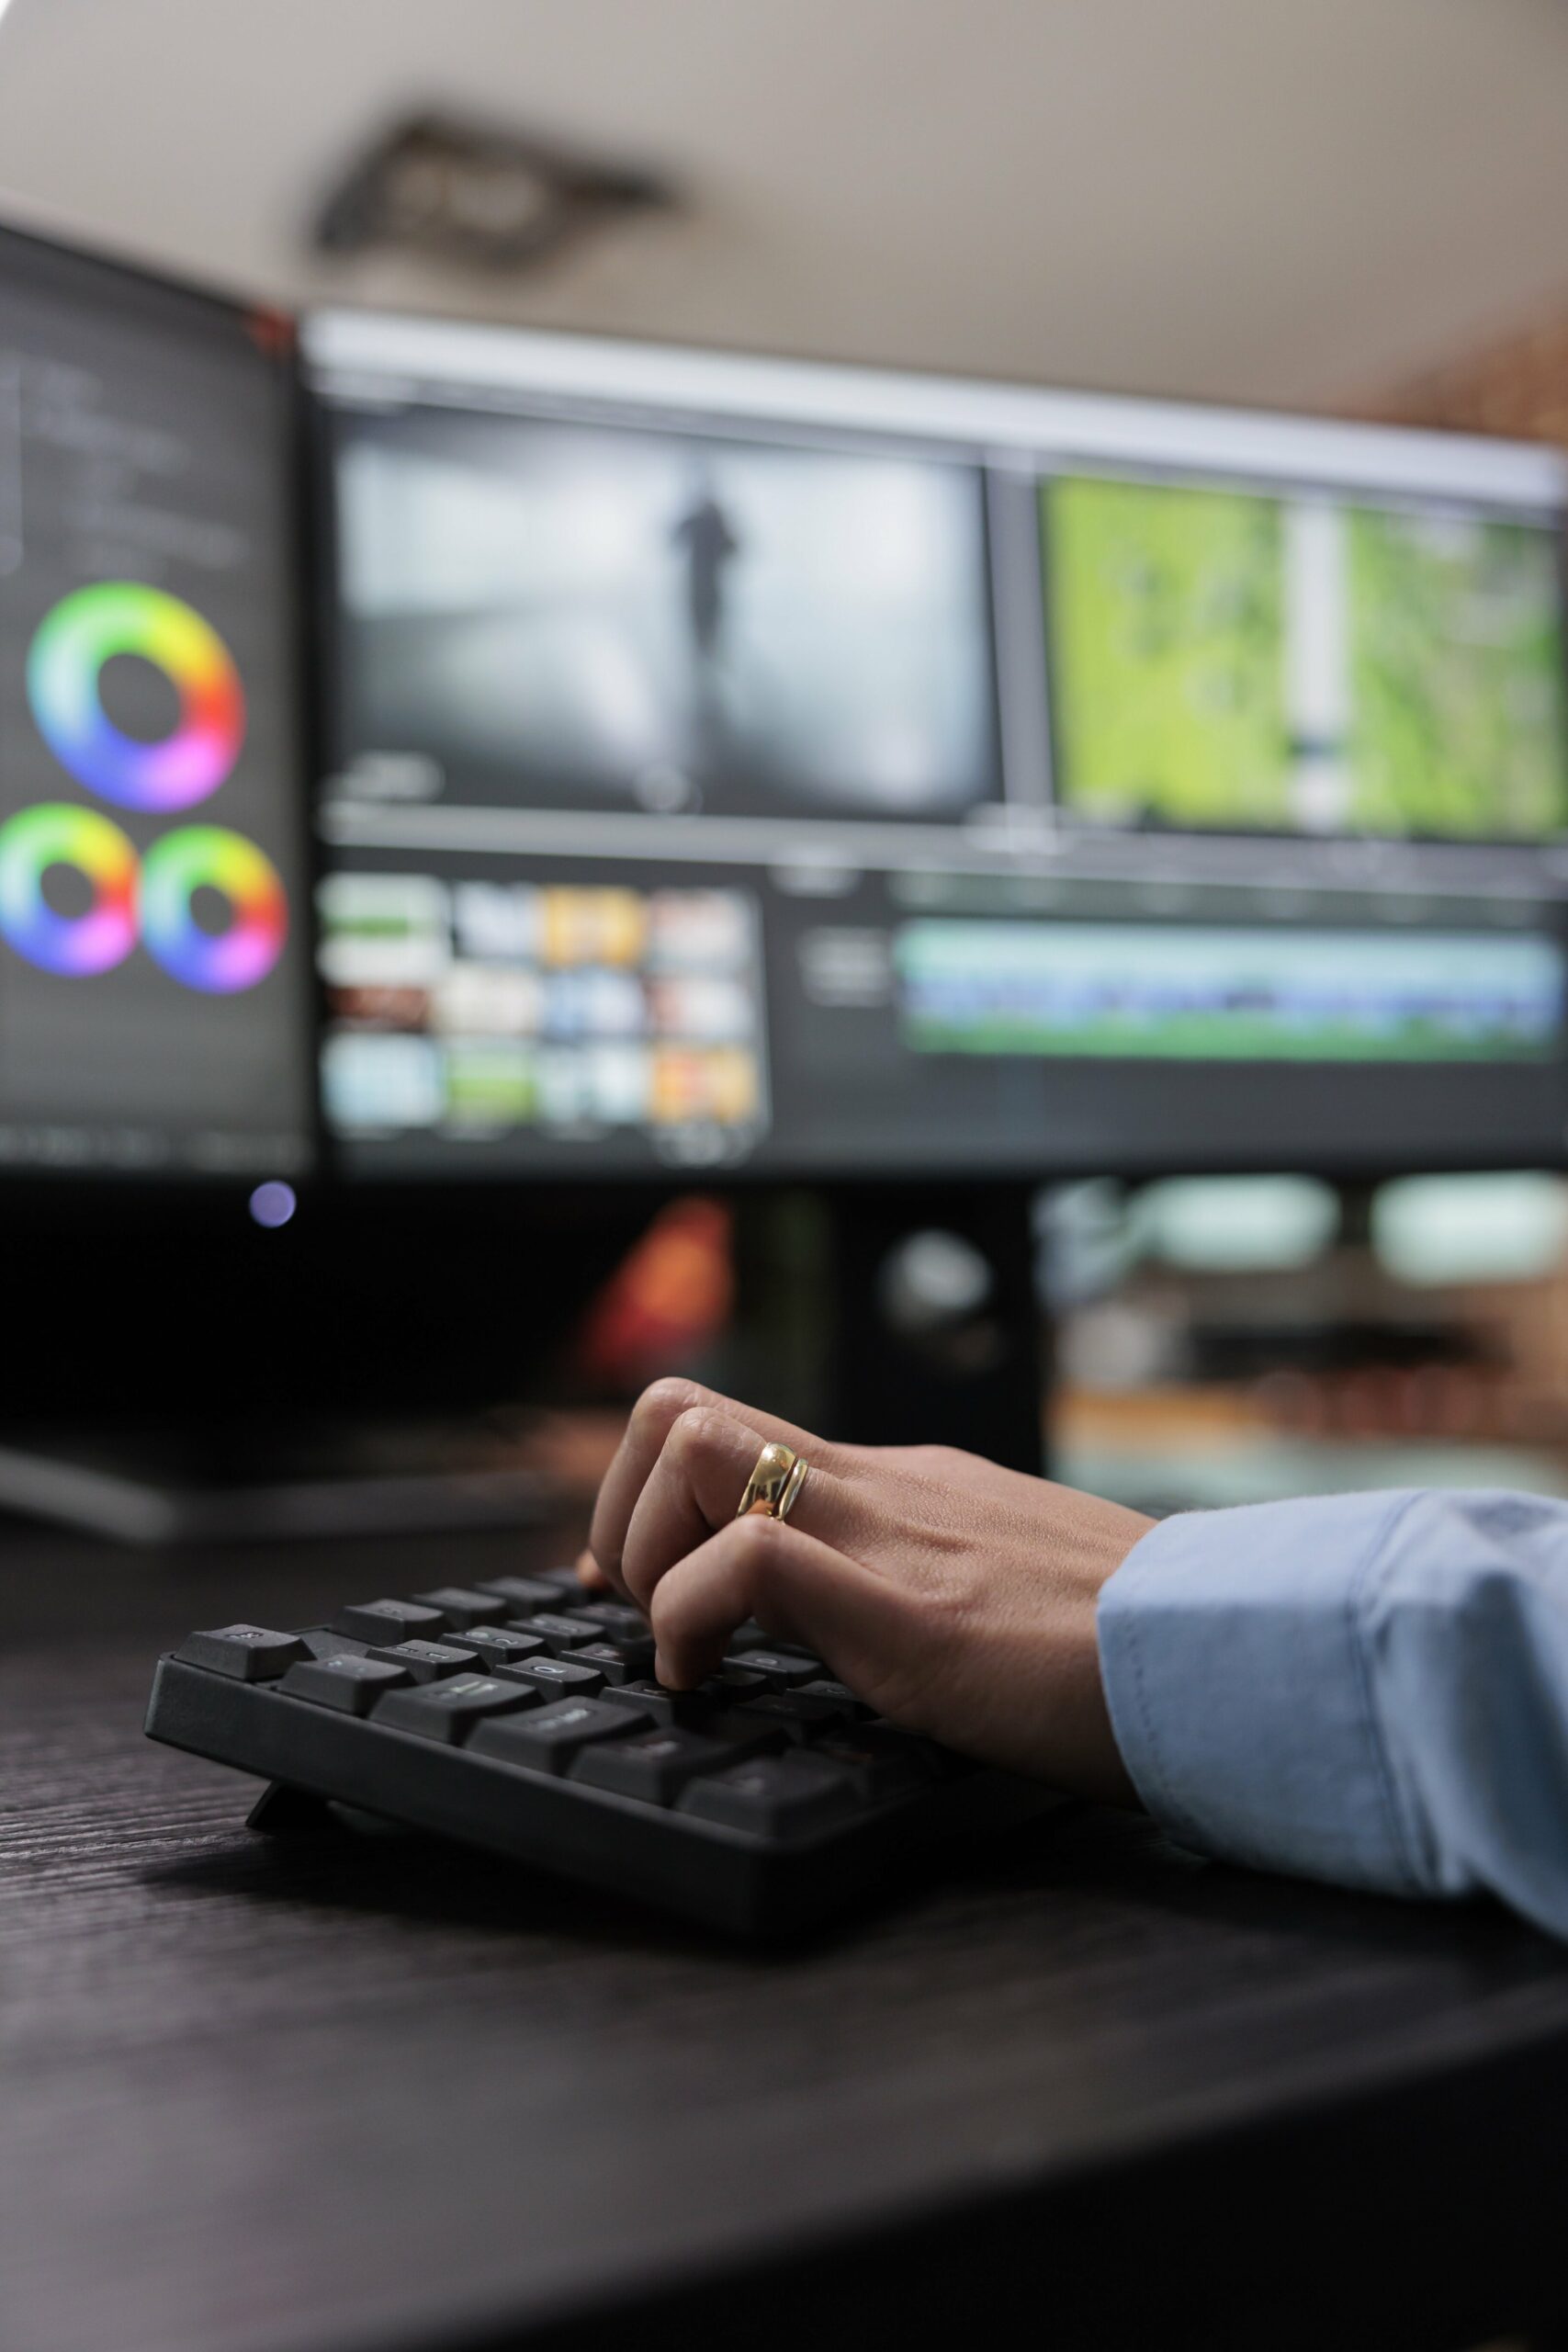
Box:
[143,1566,1062,1934]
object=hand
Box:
[583,1377,1154,1804]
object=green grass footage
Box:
[1045,475,1288,828]
[1043,477,1568,840]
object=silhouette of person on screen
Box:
[672,481,739,663]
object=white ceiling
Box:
[2,0,1568,409]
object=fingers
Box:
[617,1404,870,1615]
[573,1547,611,1593]
[589,1376,834,1594]
[647,1512,898,1690]
[616,1407,761,1611]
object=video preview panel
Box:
[1044,473,1568,842]
[326,407,998,823]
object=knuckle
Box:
[634,1376,713,1440]
[909,1442,968,1476]
[665,1404,732,1470]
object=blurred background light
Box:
[1372,1173,1568,1287]
[878,1228,994,1335]
[248,1180,299,1228]
[1138,1177,1342,1273]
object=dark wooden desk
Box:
[6,1522,1568,2352]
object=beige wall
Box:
[1362,310,1568,447]
[4,0,1568,410]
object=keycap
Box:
[808,1726,940,1800]
[572,1641,656,1686]
[599,1679,736,1728]
[727,1619,771,1650]
[409,1587,509,1631]
[799,1679,875,1721]
[470,1696,650,1773]
[724,1649,823,1690]
[572,1727,731,1805]
[679,1753,859,1838]
[527,1611,604,1656]
[299,1626,368,1659]
[473,1576,564,1618]
[714,1666,768,1696]
[366,1639,481,1682]
[174,1625,309,1681]
[596,1678,775,1743]
[374,1674,532,1744]
[335,1599,447,1645]
[600,1678,681,1723]
[494,1654,606,1700]
[457,1625,547,1668]
[576,1600,649,1638]
[695,1704,791,1759]
[614,1634,660,1675]
[738,1688,853,1736]
[534,1566,590,1595]
[886,1728,970,1779]
[279,1654,411,1714]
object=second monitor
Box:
[304,313,1568,1182]
[0,224,313,1182]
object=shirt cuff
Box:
[1097,1491,1427,1894]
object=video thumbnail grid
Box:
[896,920,1566,1062]
[319,876,768,1144]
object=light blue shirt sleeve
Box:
[1096,1488,1568,1938]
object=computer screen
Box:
[0,224,313,1180]
[304,311,1568,1180]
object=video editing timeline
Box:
[0,229,310,1176]
[306,311,1568,1176]
[897,922,1564,1063]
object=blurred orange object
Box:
[574,1194,734,1387]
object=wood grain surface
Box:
[6,1524,1568,2352]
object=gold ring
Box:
[736,1440,809,1523]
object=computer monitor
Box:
[303,310,1568,1183]
[0,222,313,1182]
